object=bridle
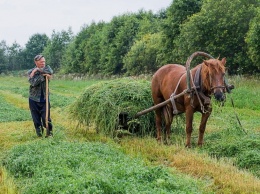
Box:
[207,68,226,94]
[211,85,226,90]
[191,65,227,113]
[169,67,231,115]
[210,79,226,93]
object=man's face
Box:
[35,57,46,68]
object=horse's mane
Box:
[201,59,225,91]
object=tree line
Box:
[0,0,259,75]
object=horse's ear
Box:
[203,60,209,66]
[221,57,226,66]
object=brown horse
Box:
[151,58,226,147]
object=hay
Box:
[69,78,155,137]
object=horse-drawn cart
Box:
[119,51,234,147]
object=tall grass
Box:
[225,75,260,111]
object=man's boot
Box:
[36,127,42,137]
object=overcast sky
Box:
[0,0,172,47]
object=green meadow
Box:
[0,75,260,194]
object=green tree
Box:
[43,28,73,71]
[23,33,49,69]
[246,8,260,71]
[60,39,78,74]
[174,0,258,74]
[100,11,160,75]
[61,24,98,74]
[83,22,106,75]
[99,13,139,75]
[123,33,163,75]
[161,0,202,64]
[62,10,163,76]
[0,40,8,73]
[6,42,23,71]
[134,10,163,40]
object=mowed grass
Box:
[2,140,206,194]
[0,75,260,193]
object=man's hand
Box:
[42,74,52,80]
[30,68,40,78]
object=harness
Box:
[170,66,214,114]
[170,73,186,114]
[192,65,211,108]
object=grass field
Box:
[0,75,260,193]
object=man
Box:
[28,54,53,137]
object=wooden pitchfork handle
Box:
[45,76,49,135]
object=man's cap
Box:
[34,54,44,61]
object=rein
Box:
[229,94,247,134]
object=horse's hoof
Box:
[165,139,172,145]
[185,144,191,148]
[156,137,163,144]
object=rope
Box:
[229,94,247,134]
[170,73,186,114]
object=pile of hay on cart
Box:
[69,78,155,137]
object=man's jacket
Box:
[28,66,53,102]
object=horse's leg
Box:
[185,109,194,148]
[198,112,211,146]
[163,105,173,144]
[155,108,163,143]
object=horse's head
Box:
[202,58,226,101]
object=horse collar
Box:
[194,65,202,91]
[193,65,211,106]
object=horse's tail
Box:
[163,105,172,125]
